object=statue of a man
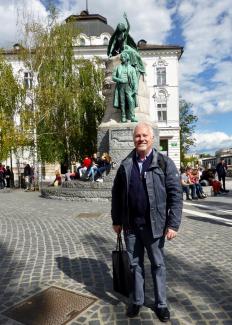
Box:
[112,51,138,123]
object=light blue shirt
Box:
[136,149,152,174]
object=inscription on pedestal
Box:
[110,128,134,150]
[111,128,133,141]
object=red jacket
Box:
[83,157,92,168]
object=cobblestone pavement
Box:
[0,190,232,325]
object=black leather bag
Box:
[112,233,133,297]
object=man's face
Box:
[120,53,128,63]
[133,125,154,156]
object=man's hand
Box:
[113,225,122,234]
[165,228,177,240]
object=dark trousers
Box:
[195,183,204,197]
[6,177,10,188]
[218,176,226,190]
[119,83,135,120]
[0,179,5,189]
[182,184,197,198]
[182,185,190,198]
[124,225,167,308]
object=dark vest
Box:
[128,151,153,226]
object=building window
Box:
[24,72,32,89]
[157,103,167,122]
[157,67,166,85]
[80,38,85,46]
[160,139,168,155]
[103,37,109,45]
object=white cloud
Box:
[0,0,47,48]
[0,0,231,129]
[0,1,18,48]
[178,0,232,116]
[0,0,173,47]
[59,0,173,44]
[194,132,232,152]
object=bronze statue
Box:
[112,51,138,123]
[108,13,145,77]
[107,13,137,56]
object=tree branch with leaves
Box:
[179,98,198,164]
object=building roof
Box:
[65,10,114,37]
[138,43,184,59]
[3,11,183,58]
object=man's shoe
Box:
[121,116,127,123]
[155,307,170,322]
[126,304,141,318]
[192,197,198,200]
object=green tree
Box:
[199,153,212,158]
[17,7,105,172]
[0,54,26,162]
[179,98,198,164]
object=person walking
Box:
[5,166,11,188]
[0,164,5,189]
[24,164,32,191]
[111,122,183,322]
[216,158,229,192]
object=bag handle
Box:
[116,233,123,251]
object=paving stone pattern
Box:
[0,190,231,324]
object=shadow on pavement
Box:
[56,256,120,305]
[0,243,26,309]
[165,252,232,318]
[186,199,232,210]
[186,215,232,227]
[56,231,232,322]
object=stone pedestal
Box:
[98,123,159,166]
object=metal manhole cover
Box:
[77,212,102,218]
[3,286,97,325]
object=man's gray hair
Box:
[133,122,154,137]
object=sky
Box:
[0,0,232,155]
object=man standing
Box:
[24,163,32,191]
[111,122,183,322]
[112,51,138,123]
[216,158,229,192]
[0,163,5,189]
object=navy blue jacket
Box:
[216,162,226,177]
[111,149,183,238]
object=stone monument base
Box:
[98,122,159,166]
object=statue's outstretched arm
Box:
[123,12,130,35]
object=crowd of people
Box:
[50,152,113,186]
[0,162,35,191]
[1,154,229,198]
[0,163,13,189]
[180,158,229,200]
[1,152,113,190]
